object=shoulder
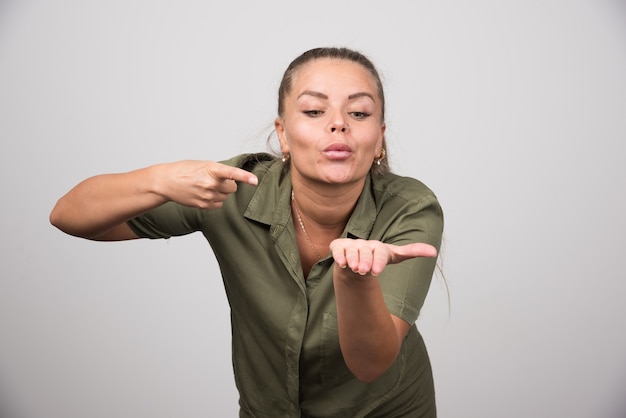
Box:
[368,173,444,248]
[371,172,439,206]
[217,153,287,220]
[369,172,444,233]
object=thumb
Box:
[389,243,437,264]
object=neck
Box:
[290,179,365,230]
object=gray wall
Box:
[1,1,625,417]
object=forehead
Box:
[290,58,378,95]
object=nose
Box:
[330,126,348,133]
[329,112,349,133]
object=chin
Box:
[321,172,360,185]
[314,164,368,185]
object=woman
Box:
[50,47,444,417]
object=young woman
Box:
[50,47,444,417]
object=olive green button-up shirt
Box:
[128,154,443,418]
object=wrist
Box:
[143,163,171,203]
[333,264,379,289]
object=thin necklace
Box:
[291,191,322,260]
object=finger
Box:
[329,240,348,269]
[212,164,258,186]
[211,179,238,195]
[370,246,389,276]
[203,190,230,203]
[345,245,361,273]
[206,200,225,210]
[194,198,226,210]
[356,246,374,275]
[388,243,437,264]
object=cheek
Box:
[286,123,317,148]
[359,125,384,149]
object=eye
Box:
[303,110,324,117]
[350,111,371,120]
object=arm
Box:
[50,160,258,241]
[330,240,437,383]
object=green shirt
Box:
[128,154,443,418]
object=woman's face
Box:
[275,58,385,187]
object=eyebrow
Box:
[297,90,375,102]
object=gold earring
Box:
[374,148,386,166]
[282,153,290,163]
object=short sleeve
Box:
[127,201,203,239]
[376,193,444,325]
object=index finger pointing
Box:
[214,164,258,186]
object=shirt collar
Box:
[243,160,377,240]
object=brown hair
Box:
[276,47,390,175]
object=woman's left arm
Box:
[330,240,437,383]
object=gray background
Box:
[1,1,625,417]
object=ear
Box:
[275,117,289,154]
[377,122,386,150]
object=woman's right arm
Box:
[49,160,258,241]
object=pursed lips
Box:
[323,143,352,160]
